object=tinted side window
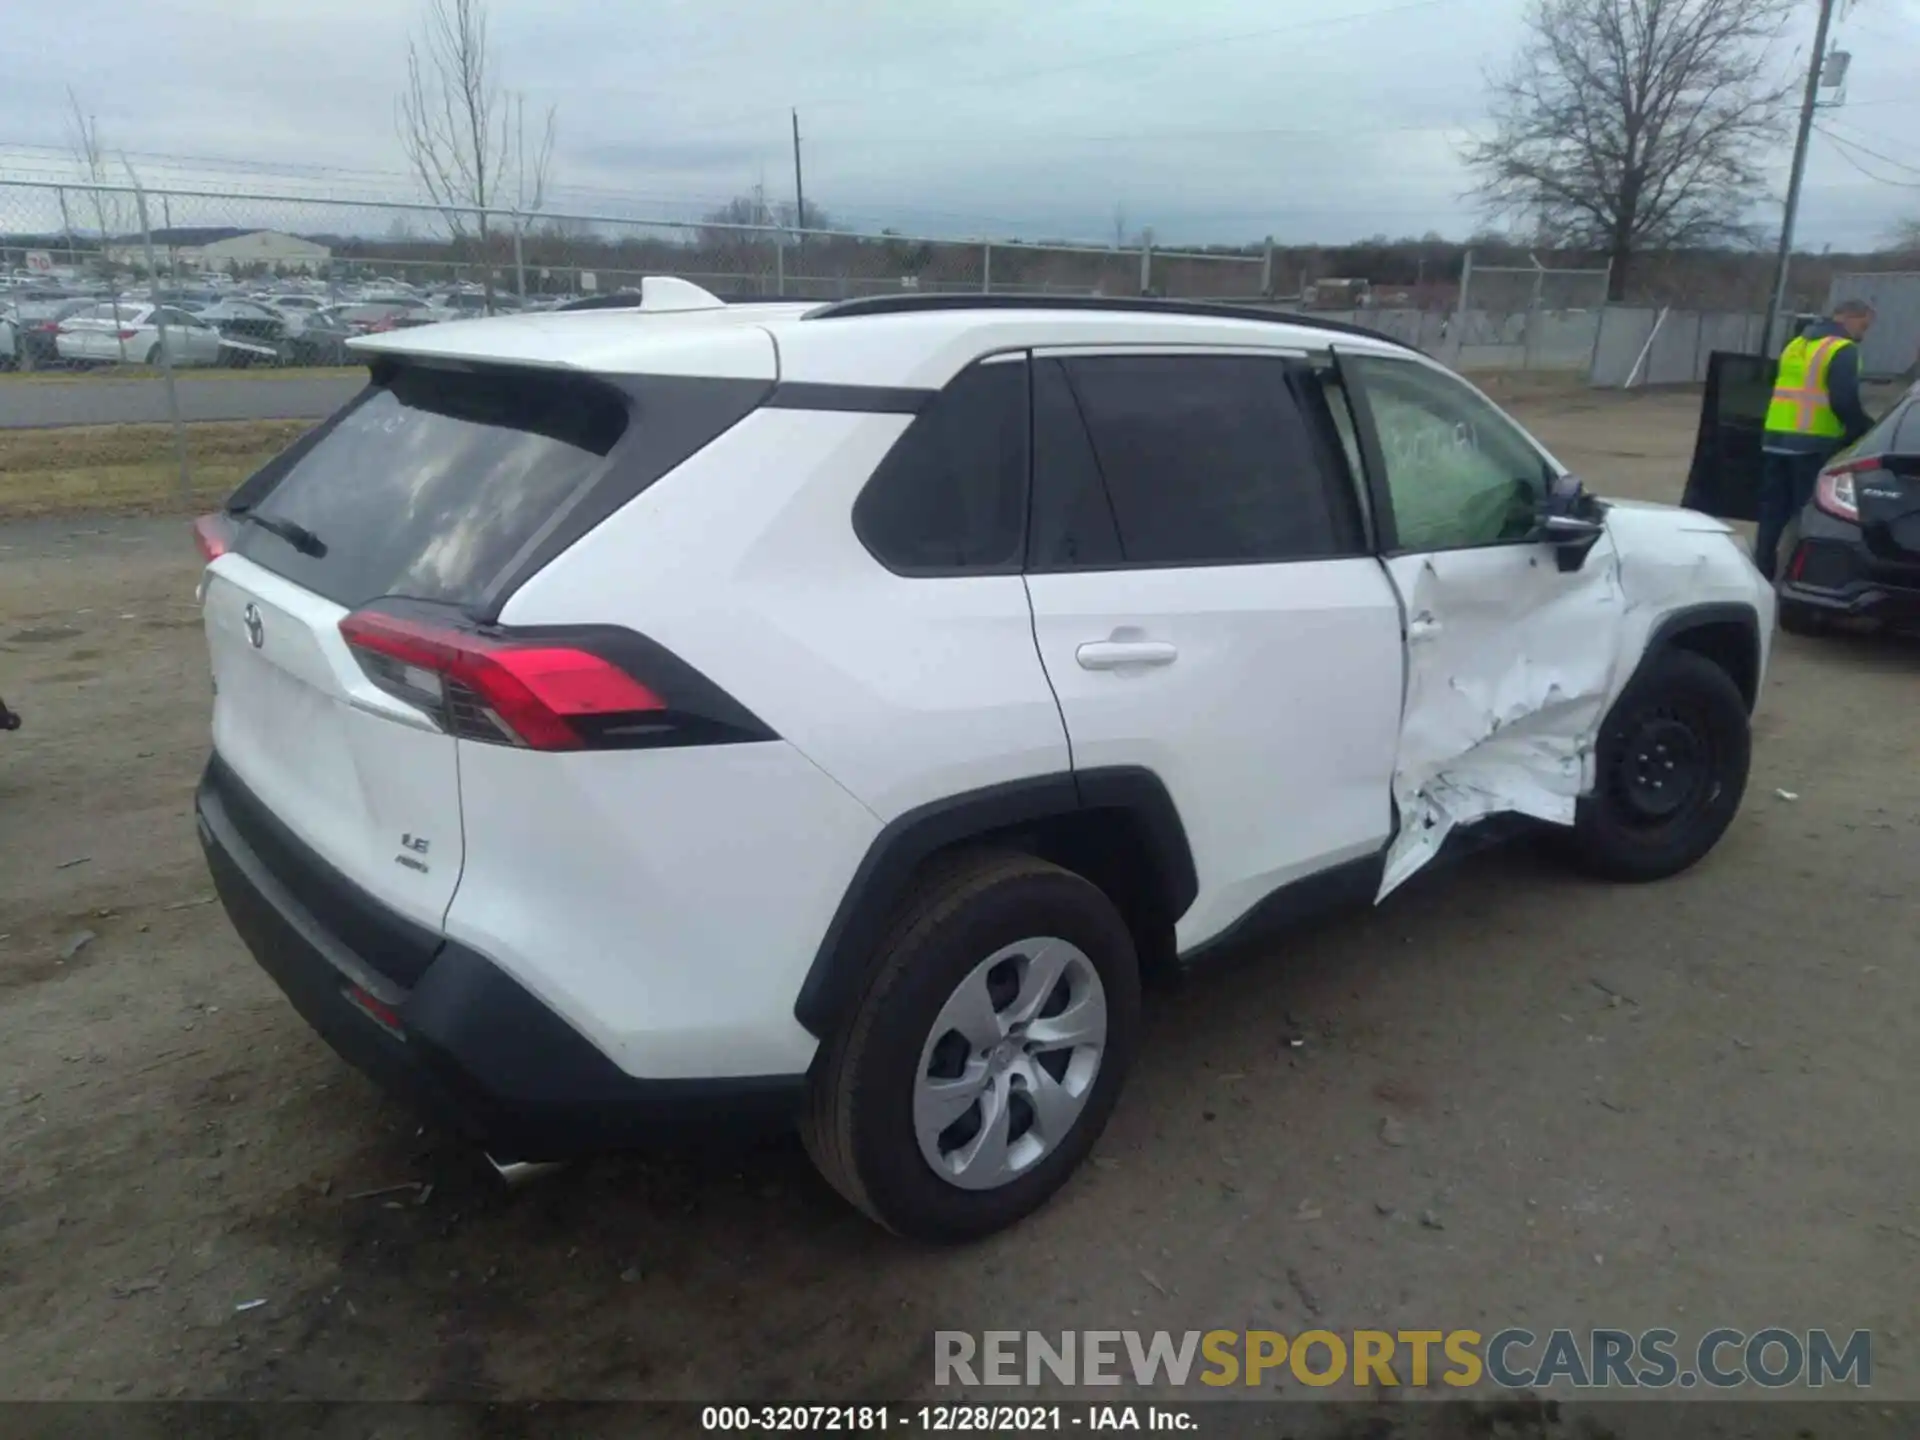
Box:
[853,359,1028,575]
[1029,358,1123,570]
[1057,354,1349,566]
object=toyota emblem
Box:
[243,603,265,650]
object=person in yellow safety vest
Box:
[1755,299,1877,581]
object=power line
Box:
[1816,126,1920,188]
[1814,122,1920,178]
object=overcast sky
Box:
[2,0,1919,249]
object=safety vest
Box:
[1764,333,1854,438]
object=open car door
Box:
[1680,351,1775,522]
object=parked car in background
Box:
[0,310,19,370]
[1776,387,1920,635]
[143,289,221,312]
[195,299,290,365]
[284,308,358,366]
[12,294,98,367]
[266,295,328,333]
[425,290,522,319]
[334,300,437,333]
[56,302,226,367]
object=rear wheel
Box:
[143,342,161,367]
[1562,649,1750,883]
[1777,596,1829,637]
[802,851,1140,1242]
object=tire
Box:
[801,850,1141,1243]
[1777,597,1828,637]
[143,343,161,367]
[1563,649,1751,883]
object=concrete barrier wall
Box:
[1304,307,1600,371]
[1283,304,1777,385]
[1826,272,1920,377]
[1589,308,1768,387]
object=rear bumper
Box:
[196,757,804,1161]
[1781,507,1920,623]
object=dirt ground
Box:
[0,384,1916,1428]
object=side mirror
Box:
[1537,474,1606,572]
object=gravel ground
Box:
[0,386,1914,1431]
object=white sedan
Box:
[55,302,225,368]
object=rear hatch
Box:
[1825,399,1920,569]
[1854,459,1920,565]
[201,363,635,955]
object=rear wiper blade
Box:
[229,507,327,557]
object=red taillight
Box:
[116,328,139,341]
[339,610,665,751]
[1815,461,1866,523]
[192,512,235,561]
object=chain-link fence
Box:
[0,181,1779,517]
[0,179,1277,383]
[0,177,1277,512]
[1441,255,1614,372]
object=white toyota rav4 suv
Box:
[193,283,1774,1242]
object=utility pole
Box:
[791,108,807,236]
[1762,0,1840,356]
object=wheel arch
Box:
[793,767,1197,1039]
[1641,602,1762,714]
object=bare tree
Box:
[397,0,555,308]
[1887,219,1920,259]
[1462,0,1793,300]
[66,89,132,361]
[699,192,833,249]
[66,90,125,262]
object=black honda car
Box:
[1777,386,1920,635]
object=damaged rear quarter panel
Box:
[1376,501,1770,900]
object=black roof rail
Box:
[801,292,1415,351]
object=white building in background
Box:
[105,227,332,274]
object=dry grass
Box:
[0,420,309,519]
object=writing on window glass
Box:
[1374,395,1532,549]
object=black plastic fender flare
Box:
[792,767,1197,1040]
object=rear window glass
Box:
[1882,395,1920,455]
[234,365,628,607]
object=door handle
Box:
[1076,640,1178,671]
